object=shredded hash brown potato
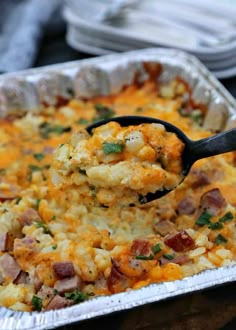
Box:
[0,73,236,312]
[52,122,185,207]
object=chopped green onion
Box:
[208,222,223,230]
[33,153,45,161]
[28,164,50,173]
[152,243,162,254]
[34,221,52,235]
[52,245,57,250]
[163,254,175,260]
[28,164,41,172]
[64,289,90,303]
[15,197,22,204]
[39,122,71,139]
[35,198,41,210]
[191,110,203,124]
[135,254,154,260]
[31,295,43,311]
[195,212,213,226]
[90,185,96,197]
[219,212,234,223]
[78,168,87,175]
[102,142,124,154]
[76,118,90,125]
[94,104,115,122]
[215,234,228,245]
[51,215,56,220]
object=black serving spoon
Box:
[87,116,236,204]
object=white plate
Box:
[64,3,236,58]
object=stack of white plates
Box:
[63,0,236,78]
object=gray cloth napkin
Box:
[0,0,62,73]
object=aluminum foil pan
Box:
[0,48,236,330]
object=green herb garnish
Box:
[102,142,124,154]
[51,215,56,220]
[39,122,71,139]
[35,198,41,210]
[90,185,96,197]
[64,289,90,303]
[15,197,22,204]
[135,254,154,260]
[152,243,162,254]
[34,221,52,235]
[31,295,43,311]
[28,164,50,173]
[76,118,90,125]
[94,104,115,122]
[163,254,175,260]
[33,153,45,161]
[215,234,228,245]
[52,245,57,250]
[191,110,203,124]
[195,212,213,226]
[219,212,234,223]
[78,168,87,175]
[208,222,223,230]
[28,164,41,172]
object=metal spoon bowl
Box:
[87,116,236,204]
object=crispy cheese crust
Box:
[0,76,235,312]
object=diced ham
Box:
[13,236,36,250]
[0,192,17,202]
[14,271,29,284]
[107,260,131,293]
[53,262,75,279]
[199,188,227,216]
[54,275,81,294]
[33,273,43,292]
[176,196,196,215]
[153,220,176,236]
[190,169,211,189]
[18,208,41,226]
[45,295,73,310]
[159,254,190,266]
[131,238,152,257]
[0,232,10,252]
[156,203,177,222]
[164,230,195,252]
[0,253,21,281]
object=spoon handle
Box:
[189,128,236,164]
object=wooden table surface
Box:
[33,23,236,330]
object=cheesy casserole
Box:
[52,122,185,207]
[0,72,235,312]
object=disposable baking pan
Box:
[0,48,236,330]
